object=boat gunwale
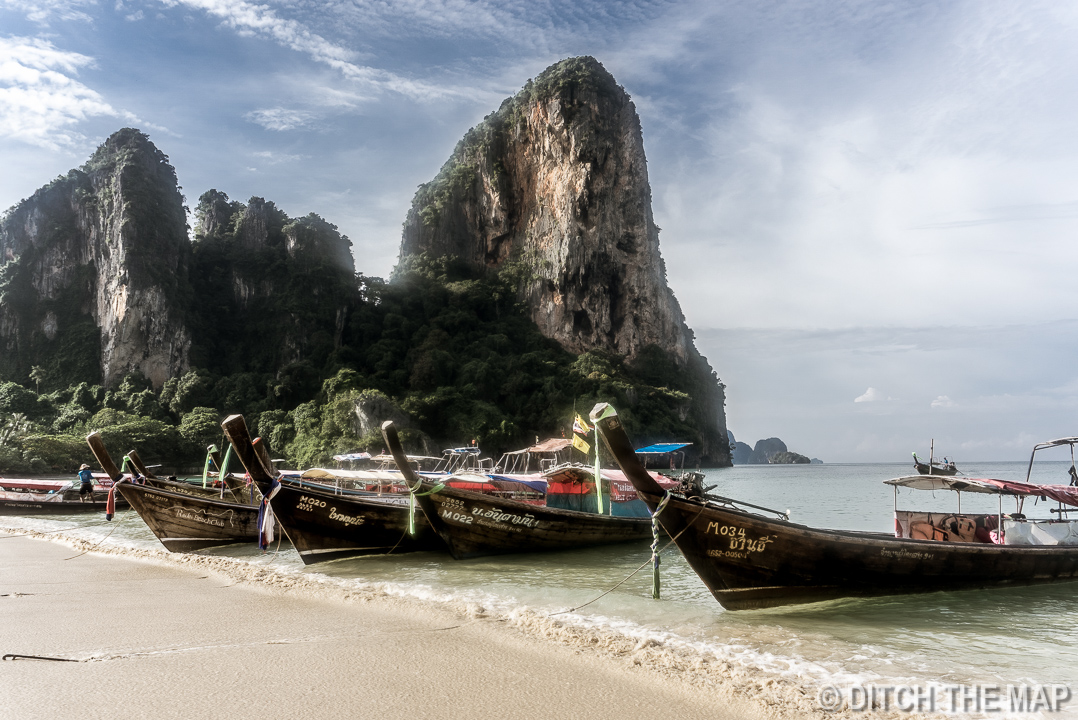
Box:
[115,478,261,511]
[414,478,652,526]
[642,487,1078,556]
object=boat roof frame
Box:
[1026,437,1078,483]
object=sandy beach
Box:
[0,533,780,720]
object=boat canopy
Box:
[443,447,481,455]
[885,475,1078,508]
[369,453,442,464]
[1031,437,1078,450]
[635,442,692,454]
[458,473,548,493]
[886,476,998,494]
[332,452,372,462]
[501,438,573,455]
[302,468,399,481]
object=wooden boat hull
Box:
[0,488,122,515]
[592,404,1078,610]
[269,481,443,564]
[633,493,1078,609]
[412,482,654,560]
[116,480,261,552]
[914,461,958,476]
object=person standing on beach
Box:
[77,464,95,502]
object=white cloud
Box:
[252,149,304,163]
[245,107,315,131]
[645,0,1078,334]
[931,395,956,408]
[158,0,462,101]
[2,0,97,24]
[854,387,886,403]
[0,36,117,150]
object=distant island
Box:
[728,432,819,464]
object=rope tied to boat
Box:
[106,455,137,522]
[547,502,707,617]
[62,506,132,560]
[405,479,444,537]
[219,445,236,499]
[650,491,673,599]
[257,478,282,551]
[201,446,216,489]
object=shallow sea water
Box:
[5,460,1078,716]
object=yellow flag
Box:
[573,414,592,434]
[572,433,591,455]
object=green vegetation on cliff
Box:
[0,253,715,473]
[0,100,729,473]
[188,190,355,376]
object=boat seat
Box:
[897,511,994,543]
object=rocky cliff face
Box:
[0,128,191,388]
[188,191,355,375]
[400,57,730,463]
[402,57,694,363]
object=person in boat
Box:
[77,464,94,502]
[1069,465,1078,487]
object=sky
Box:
[2,0,1077,462]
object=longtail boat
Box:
[592,403,1078,610]
[0,475,122,515]
[912,453,958,476]
[220,414,443,564]
[913,439,958,475]
[381,420,655,560]
[86,432,263,552]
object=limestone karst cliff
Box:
[0,71,733,466]
[400,57,730,463]
[0,128,191,388]
[0,132,356,394]
[188,190,356,377]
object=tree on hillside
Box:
[0,412,31,448]
[29,366,46,393]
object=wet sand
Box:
[0,534,778,720]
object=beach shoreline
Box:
[0,532,795,720]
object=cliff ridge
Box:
[400,57,730,463]
[0,128,191,388]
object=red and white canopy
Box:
[885,475,1078,508]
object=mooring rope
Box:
[546,503,707,617]
[405,480,444,537]
[61,507,133,561]
[0,516,117,539]
[650,491,673,599]
[385,524,412,555]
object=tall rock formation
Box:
[749,438,788,464]
[188,191,356,379]
[0,128,191,388]
[400,57,730,463]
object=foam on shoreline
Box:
[0,524,945,719]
